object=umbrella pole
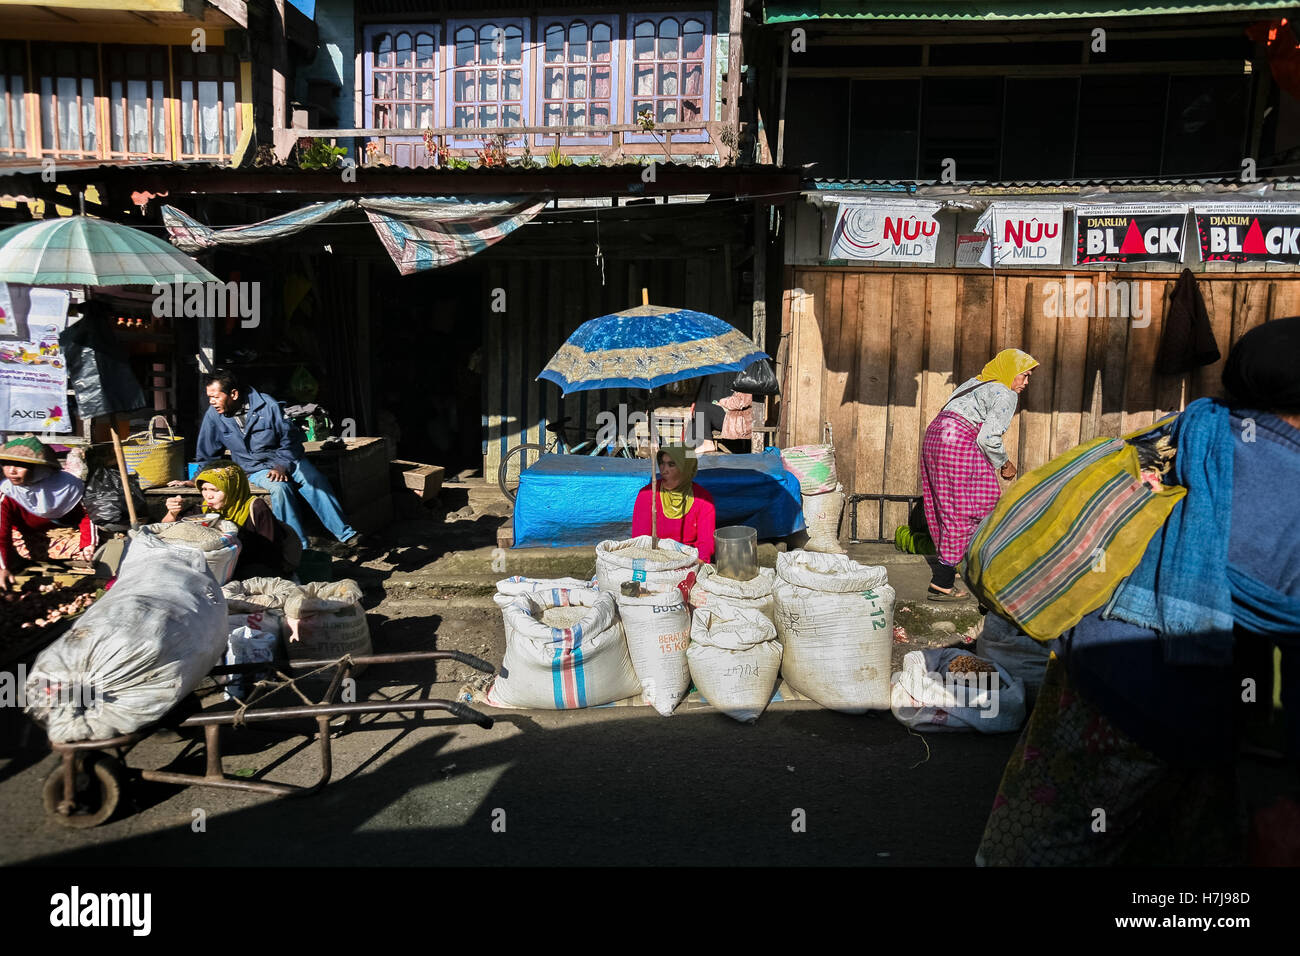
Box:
[650,388,657,549]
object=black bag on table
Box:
[732,358,779,396]
[83,467,147,530]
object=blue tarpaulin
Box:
[512,448,806,548]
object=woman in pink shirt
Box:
[631,446,716,562]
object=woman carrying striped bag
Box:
[920,349,1038,601]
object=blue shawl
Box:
[1106,398,1300,664]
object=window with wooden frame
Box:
[364,25,439,131]
[447,18,529,145]
[536,16,616,146]
[0,42,26,157]
[104,46,169,159]
[32,44,99,159]
[626,13,710,144]
[172,48,241,160]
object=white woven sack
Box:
[132,521,243,585]
[687,605,783,724]
[617,588,692,716]
[285,579,371,665]
[890,648,1026,734]
[689,564,776,623]
[488,588,641,709]
[594,535,698,596]
[493,575,599,610]
[228,608,284,640]
[773,550,896,713]
[801,485,845,554]
[25,533,228,742]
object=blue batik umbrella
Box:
[538,301,767,395]
[538,294,769,545]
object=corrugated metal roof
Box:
[807,175,1298,188]
[764,0,1293,21]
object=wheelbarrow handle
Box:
[448,700,494,729]
[448,650,495,675]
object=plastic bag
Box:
[733,358,779,396]
[83,466,147,529]
[24,533,228,741]
[59,312,147,418]
[890,648,1026,734]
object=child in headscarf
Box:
[163,462,300,579]
[920,348,1038,600]
[0,436,95,590]
[631,445,717,562]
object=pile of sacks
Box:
[484,536,898,724]
[781,444,845,554]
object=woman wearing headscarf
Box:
[976,317,1300,866]
[0,436,95,590]
[920,349,1038,600]
[163,462,300,579]
[631,445,717,563]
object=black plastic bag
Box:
[59,306,147,419]
[83,467,147,529]
[732,358,780,396]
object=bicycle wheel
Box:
[497,442,547,504]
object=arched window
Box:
[629,13,711,134]
[366,25,439,133]
[539,16,616,143]
[448,18,528,141]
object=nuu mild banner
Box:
[1194,203,1300,264]
[829,200,942,264]
[974,203,1064,266]
[1074,204,1188,264]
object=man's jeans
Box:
[248,458,356,549]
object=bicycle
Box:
[497,416,637,503]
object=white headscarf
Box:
[1,467,85,521]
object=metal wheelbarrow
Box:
[42,650,495,828]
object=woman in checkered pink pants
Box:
[920,349,1038,600]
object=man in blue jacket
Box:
[195,369,357,551]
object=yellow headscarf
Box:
[657,446,697,520]
[193,463,255,528]
[977,349,1039,390]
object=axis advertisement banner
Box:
[1074,204,1188,264]
[975,203,1064,266]
[1194,202,1300,264]
[829,201,942,263]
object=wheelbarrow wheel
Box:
[42,753,125,828]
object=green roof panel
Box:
[765,0,1292,21]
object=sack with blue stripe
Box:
[963,417,1186,642]
[487,588,642,709]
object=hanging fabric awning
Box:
[160,195,547,274]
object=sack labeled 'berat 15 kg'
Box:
[773,550,896,713]
[488,588,641,709]
[617,587,692,716]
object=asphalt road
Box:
[1,684,1017,868]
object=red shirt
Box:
[631,483,716,563]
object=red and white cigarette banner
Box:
[829,201,941,263]
[1074,204,1188,264]
[1195,203,1300,264]
[975,203,1064,266]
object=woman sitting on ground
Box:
[631,446,716,563]
[920,348,1038,601]
[164,462,300,580]
[0,436,95,590]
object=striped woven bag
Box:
[963,416,1186,641]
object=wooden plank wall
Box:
[485,252,738,481]
[781,268,1300,538]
